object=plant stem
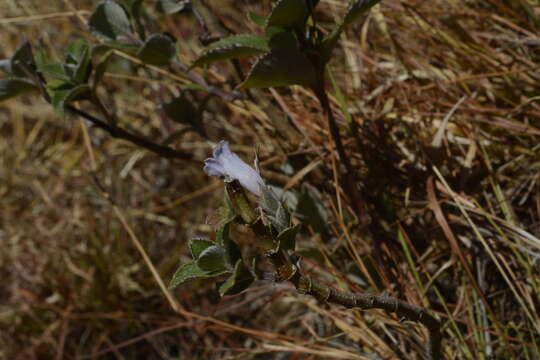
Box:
[226,181,442,360]
[313,84,365,218]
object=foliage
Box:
[2,0,540,359]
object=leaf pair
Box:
[169,220,254,296]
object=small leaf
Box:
[266,0,310,29]
[161,96,204,135]
[92,50,113,91]
[89,0,133,41]
[267,29,298,49]
[50,83,91,115]
[276,224,300,252]
[0,78,37,102]
[189,238,215,259]
[259,185,280,215]
[217,221,242,266]
[10,41,34,78]
[168,262,227,289]
[156,0,190,14]
[191,34,269,68]
[219,260,254,296]
[342,0,381,27]
[319,0,381,64]
[197,245,227,272]
[137,33,177,66]
[38,62,72,82]
[239,48,316,89]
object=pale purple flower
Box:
[204,141,265,196]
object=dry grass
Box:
[1,0,539,359]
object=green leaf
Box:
[66,40,92,84]
[156,0,190,14]
[89,0,133,41]
[217,221,241,266]
[239,48,316,88]
[0,78,37,101]
[219,260,254,296]
[342,0,381,27]
[161,96,204,135]
[0,60,11,74]
[276,224,300,252]
[189,238,215,259]
[319,0,381,64]
[10,41,34,78]
[191,34,269,68]
[137,33,176,66]
[168,262,227,289]
[50,83,91,115]
[92,50,113,91]
[266,0,310,29]
[267,29,298,49]
[38,62,71,82]
[197,245,227,273]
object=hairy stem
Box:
[226,182,442,360]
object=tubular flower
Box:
[204,141,265,196]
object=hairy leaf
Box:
[217,221,241,266]
[137,33,176,66]
[197,245,227,272]
[189,238,215,259]
[239,48,316,88]
[219,260,254,296]
[0,78,37,101]
[89,1,133,41]
[191,34,269,68]
[266,0,310,29]
[168,262,227,289]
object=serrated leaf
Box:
[266,0,310,29]
[189,238,215,259]
[276,224,300,252]
[239,48,316,89]
[156,0,190,14]
[50,83,91,115]
[168,262,227,289]
[197,245,227,272]
[137,33,176,66]
[217,221,242,266]
[161,96,204,135]
[319,0,381,64]
[219,260,254,296]
[89,1,133,41]
[0,78,37,101]
[10,41,34,78]
[191,34,269,68]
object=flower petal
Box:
[204,141,265,196]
